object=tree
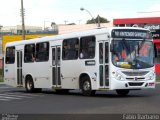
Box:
[67,23,76,25]
[51,22,56,27]
[51,22,58,33]
[86,15,110,24]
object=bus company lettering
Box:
[144,24,160,30]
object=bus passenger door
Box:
[16,51,23,86]
[52,46,61,88]
[99,42,109,88]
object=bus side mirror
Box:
[154,44,157,58]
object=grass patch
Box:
[156,74,160,82]
[0,79,3,82]
[0,69,3,82]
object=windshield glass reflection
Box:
[112,40,154,69]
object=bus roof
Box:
[5,27,150,47]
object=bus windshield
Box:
[112,39,154,69]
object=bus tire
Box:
[81,76,95,96]
[25,76,35,93]
[116,89,129,96]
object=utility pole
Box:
[97,14,100,27]
[0,25,2,37]
[44,21,49,30]
[64,20,68,25]
[21,0,25,40]
[0,25,3,54]
[78,20,82,24]
[44,21,46,30]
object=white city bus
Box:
[4,27,155,96]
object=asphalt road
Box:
[0,84,160,115]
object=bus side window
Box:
[5,47,15,64]
[24,44,35,63]
[80,36,95,59]
[99,43,103,64]
[62,38,79,60]
[36,42,49,62]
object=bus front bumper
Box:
[110,78,155,90]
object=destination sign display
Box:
[112,29,152,39]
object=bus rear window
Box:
[5,47,15,64]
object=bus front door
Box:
[52,46,61,88]
[99,42,109,88]
[16,51,23,86]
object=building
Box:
[113,17,160,74]
[0,25,58,69]
[2,25,42,35]
[58,23,113,34]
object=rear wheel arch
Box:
[25,74,35,92]
[79,73,90,89]
[79,73,95,96]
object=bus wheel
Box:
[81,76,95,96]
[116,89,129,96]
[25,76,35,93]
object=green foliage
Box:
[86,15,110,24]
[0,69,3,82]
[0,69,3,75]
[156,74,160,82]
[0,79,3,82]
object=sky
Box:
[0,0,160,28]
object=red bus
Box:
[113,17,160,74]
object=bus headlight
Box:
[115,72,125,81]
[148,72,155,80]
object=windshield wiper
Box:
[122,38,133,61]
[122,38,130,53]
